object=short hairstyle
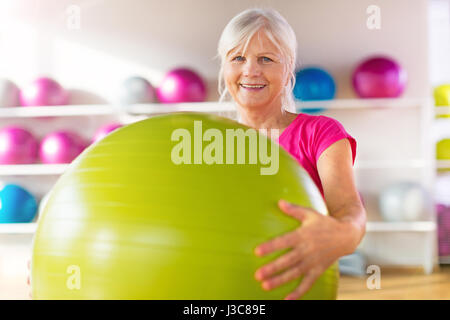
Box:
[216,8,298,112]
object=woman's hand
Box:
[254,199,360,300]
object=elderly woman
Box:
[217,8,366,300]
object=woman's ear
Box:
[284,71,291,87]
[284,62,292,87]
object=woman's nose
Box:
[242,58,261,77]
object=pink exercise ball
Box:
[92,123,122,143]
[0,126,38,164]
[39,131,86,164]
[352,56,407,98]
[156,68,207,103]
[20,77,69,106]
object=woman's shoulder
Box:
[289,112,343,130]
[299,112,337,123]
[282,113,352,145]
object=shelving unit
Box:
[434,105,450,265]
[0,223,37,234]
[323,97,436,273]
[0,97,427,118]
[296,97,427,110]
[0,160,430,176]
[354,159,429,170]
[0,164,68,176]
[0,105,116,118]
[0,221,435,235]
[437,160,450,169]
[435,106,450,117]
[366,221,436,232]
[0,97,439,273]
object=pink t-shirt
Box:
[277,113,357,198]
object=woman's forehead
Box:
[228,33,282,56]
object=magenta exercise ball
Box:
[92,123,122,143]
[39,131,86,164]
[352,56,407,98]
[157,68,207,103]
[20,77,69,106]
[0,126,38,164]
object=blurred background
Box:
[0,0,449,299]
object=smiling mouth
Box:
[240,84,267,89]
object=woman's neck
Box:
[236,103,297,139]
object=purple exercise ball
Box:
[39,131,86,164]
[156,68,207,103]
[92,123,122,143]
[352,56,407,98]
[0,126,38,164]
[20,77,69,106]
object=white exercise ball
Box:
[116,76,156,108]
[0,78,21,107]
[379,182,431,222]
[435,173,450,206]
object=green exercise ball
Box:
[437,138,450,160]
[435,84,450,118]
[31,113,338,300]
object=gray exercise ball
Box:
[0,78,21,107]
[117,76,156,107]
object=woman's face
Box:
[223,29,288,110]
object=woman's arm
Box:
[254,138,366,299]
[317,138,366,253]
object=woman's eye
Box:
[261,57,273,62]
[233,56,245,62]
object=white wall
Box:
[0,0,429,102]
[429,0,450,86]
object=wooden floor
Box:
[2,265,450,300]
[338,265,450,300]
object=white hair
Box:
[216,8,298,113]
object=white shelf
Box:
[0,160,428,176]
[355,159,428,169]
[0,164,69,175]
[127,102,235,114]
[437,160,450,169]
[435,106,450,116]
[0,223,37,234]
[130,98,426,114]
[440,256,450,264]
[0,221,436,235]
[0,105,116,118]
[0,103,235,118]
[295,97,427,110]
[0,98,428,118]
[366,221,436,232]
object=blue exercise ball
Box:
[293,67,336,114]
[0,184,38,223]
